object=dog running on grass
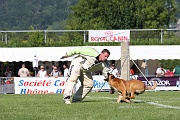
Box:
[104,73,157,103]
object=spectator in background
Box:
[110,64,120,78]
[5,67,12,77]
[49,66,62,78]
[18,64,29,77]
[130,67,135,79]
[130,67,135,75]
[36,65,49,78]
[165,69,174,77]
[156,65,166,77]
[109,64,120,94]
[173,65,180,76]
[63,64,69,77]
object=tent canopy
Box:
[0,45,179,62]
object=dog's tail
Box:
[145,81,157,90]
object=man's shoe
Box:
[64,96,71,104]
[64,100,71,104]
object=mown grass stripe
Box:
[88,96,180,110]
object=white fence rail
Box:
[1,29,180,44]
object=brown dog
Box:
[105,73,157,103]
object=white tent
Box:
[0,45,179,62]
[0,45,179,75]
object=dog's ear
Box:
[111,75,115,79]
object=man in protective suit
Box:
[61,47,111,104]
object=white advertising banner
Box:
[14,76,180,94]
[88,30,130,42]
[14,76,111,94]
[14,77,67,94]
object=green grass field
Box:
[0,91,180,120]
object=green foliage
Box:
[159,60,180,70]
[0,41,7,47]
[61,31,85,46]
[27,26,45,47]
[29,32,45,47]
[0,0,78,30]
[66,0,178,29]
[62,0,178,42]
[0,0,179,31]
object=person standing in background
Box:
[36,65,49,78]
[63,64,69,77]
[156,65,166,77]
[173,65,180,76]
[18,64,29,77]
[5,67,12,77]
[130,67,134,76]
[33,55,38,68]
[32,55,38,76]
[130,67,135,79]
[49,66,62,78]
[110,64,120,78]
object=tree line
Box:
[1,0,180,46]
[0,0,179,30]
[0,0,78,30]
